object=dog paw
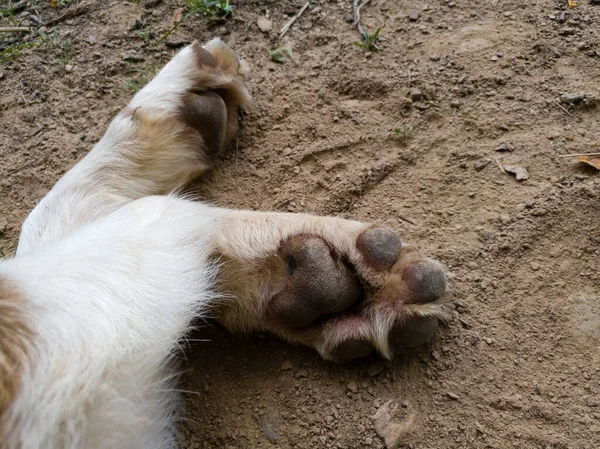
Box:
[212,220,450,361]
[268,227,447,360]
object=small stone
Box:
[347,381,358,393]
[474,160,490,171]
[429,54,441,61]
[448,2,457,7]
[431,350,441,361]
[496,51,504,58]
[294,368,308,378]
[123,53,145,62]
[447,392,459,400]
[470,10,478,17]
[450,100,462,108]
[531,262,541,271]
[470,335,479,346]
[503,11,513,17]
[88,35,97,45]
[257,17,273,33]
[281,361,292,371]
[344,12,353,22]
[401,401,408,408]
[64,64,73,73]
[410,89,423,102]
[495,141,515,152]
[491,55,498,61]
[484,337,493,345]
[409,11,420,21]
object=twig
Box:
[494,157,506,173]
[0,27,30,33]
[558,152,600,158]
[398,214,418,226]
[353,0,370,37]
[554,101,573,117]
[280,1,309,39]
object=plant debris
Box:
[504,164,529,181]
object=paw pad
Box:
[356,227,402,271]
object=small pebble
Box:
[281,361,292,371]
[294,368,308,378]
[448,2,457,7]
[447,392,459,400]
[531,262,541,271]
[409,11,420,21]
[411,88,423,102]
[65,64,73,73]
[347,381,358,393]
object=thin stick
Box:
[398,214,417,226]
[353,0,370,37]
[558,152,600,158]
[554,101,573,117]
[0,27,30,33]
[280,1,309,39]
[494,157,506,173]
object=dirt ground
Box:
[1,0,600,448]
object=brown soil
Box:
[1,0,600,448]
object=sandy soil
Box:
[1,0,600,448]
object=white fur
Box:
[0,39,446,449]
[2,197,219,449]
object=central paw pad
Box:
[270,236,361,328]
[268,228,448,360]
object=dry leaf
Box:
[50,0,59,7]
[568,0,578,8]
[504,165,529,181]
[577,155,600,170]
[172,7,184,26]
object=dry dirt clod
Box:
[88,35,97,45]
[504,164,529,181]
[560,92,587,104]
[257,17,273,33]
[346,381,358,393]
[495,141,515,152]
[446,392,459,400]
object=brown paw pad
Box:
[356,227,402,271]
[179,91,227,157]
[402,260,447,304]
[390,315,439,349]
[269,236,361,328]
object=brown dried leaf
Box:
[503,165,529,181]
[172,7,184,26]
[50,0,59,7]
[577,155,600,170]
